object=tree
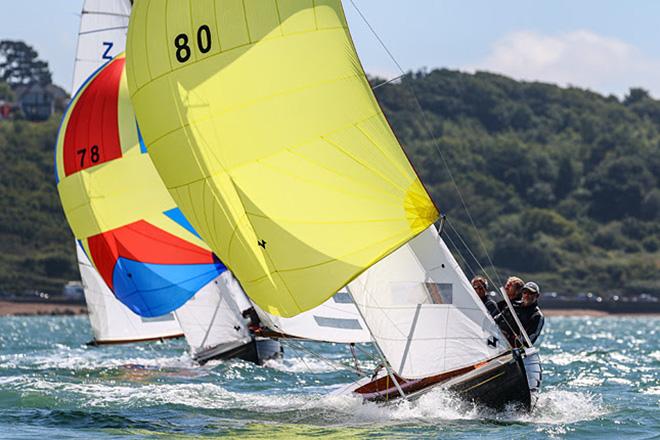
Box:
[554,157,576,199]
[586,157,655,221]
[641,188,660,220]
[0,81,13,101]
[623,87,651,106]
[0,40,52,87]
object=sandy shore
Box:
[0,301,87,316]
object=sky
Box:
[3,1,660,97]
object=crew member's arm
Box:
[526,312,545,344]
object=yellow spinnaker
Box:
[126,0,438,317]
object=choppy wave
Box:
[0,349,196,372]
[0,315,658,438]
[1,373,607,429]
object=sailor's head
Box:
[504,276,525,300]
[471,276,488,299]
[521,281,540,306]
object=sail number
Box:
[77,145,100,167]
[174,25,212,63]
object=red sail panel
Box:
[87,220,217,289]
[63,57,125,176]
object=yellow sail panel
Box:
[126,0,438,317]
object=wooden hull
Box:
[351,350,535,411]
[447,350,531,410]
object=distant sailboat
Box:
[59,49,284,362]
[70,0,182,344]
[174,271,270,364]
[62,0,283,362]
[125,0,541,408]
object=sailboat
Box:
[70,0,182,345]
[181,271,373,364]
[125,0,541,408]
[335,226,542,407]
[62,0,285,362]
[66,1,374,360]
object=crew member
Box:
[471,276,499,318]
[241,307,262,334]
[494,276,525,345]
[499,276,524,309]
[515,281,545,344]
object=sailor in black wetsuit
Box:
[515,282,545,345]
[471,276,499,318]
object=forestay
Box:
[77,244,183,343]
[348,226,509,379]
[126,0,439,317]
[175,272,253,358]
[72,0,132,93]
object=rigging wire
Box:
[443,231,476,280]
[348,0,504,289]
[372,73,408,90]
[279,338,369,377]
[347,0,538,350]
[264,321,372,377]
[446,219,499,289]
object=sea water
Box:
[0,316,657,439]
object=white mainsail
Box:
[177,268,371,358]
[348,226,509,379]
[72,0,132,93]
[77,244,182,343]
[174,272,254,360]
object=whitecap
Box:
[569,374,605,387]
[642,386,660,395]
[264,356,349,374]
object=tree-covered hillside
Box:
[375,70,659,296]
[0,111,78,294]
[0,68,658,297]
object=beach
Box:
[0,300,87,316]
